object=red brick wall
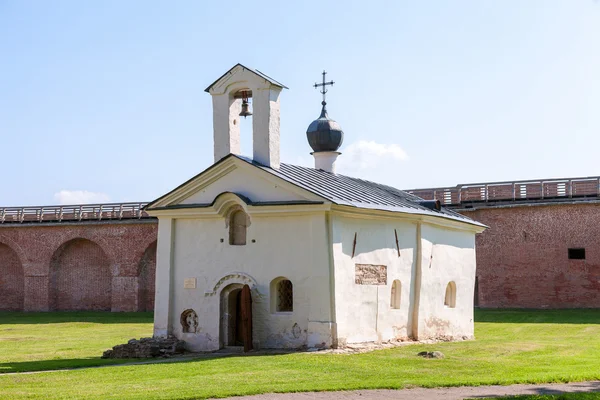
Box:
[49,239,112,311]
[138,241,157,312]
[3,202,600,311]
[0,243,24,311]
[463,203,600,308]
[0,221,157,312]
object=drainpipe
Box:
[410,222,422,340]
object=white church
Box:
[145,64,485,352]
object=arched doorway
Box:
[220,283,253,351]
[0,243,24,311]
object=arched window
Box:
[271,278,293,312]
[229,209,247,245]
[390,280,401,309]
[444,281,456,308]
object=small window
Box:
[390,280,401,309]
[276,279,293,312]
[229,209,247,245]
[568,248,585,260]
[444,281,456,308]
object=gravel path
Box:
[214,381,600,399]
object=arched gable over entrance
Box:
[0,242,24,311]
[49,238,112,311]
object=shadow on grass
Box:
[0,312,153,325]
[0,350,295,374]
[0,358,137,374]
[475,309,600,324]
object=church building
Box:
[145,64,486,351]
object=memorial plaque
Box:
[184,278,196,289]
[355,264,387,285]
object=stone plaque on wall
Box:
[183,278,196,289]
[355,264,387,285]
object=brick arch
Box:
[49,238,112,311]
[0,242,24,311]
[49,233,116,275]
[0,235,28,271]
[137,241,156,312]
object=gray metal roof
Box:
[204,63,288,93]
[234,156,484,227]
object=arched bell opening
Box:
[231,89,253,157]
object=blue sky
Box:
[1,1,599,206]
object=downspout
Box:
[410,222,422,340]
[326,211,338,347]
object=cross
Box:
[314,70,334,104]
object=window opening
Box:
[568,248,585,260]
[276,279,293,312]
[444,281,456,308]
[229,210,247,245]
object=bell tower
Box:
[205,64,288,169]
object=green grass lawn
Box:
[1,309,600,399]
[0,312,153,373]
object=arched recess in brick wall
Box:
[49,238,112,311]
[137,241,157,312]
[0,243,24,311]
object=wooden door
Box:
[240,284,253,352]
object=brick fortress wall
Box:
[2,201,599,311]
[462,202,600,308]
[0,220,157,312]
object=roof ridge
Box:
[238,157,483,227]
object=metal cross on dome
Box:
[313,70,334,104]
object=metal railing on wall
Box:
[407,176,600,206]
[0,202,152,224]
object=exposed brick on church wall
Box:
[0,221,157,312]
[462,203,600,308]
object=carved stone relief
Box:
[180,309,199,333]
[355,264,387,285]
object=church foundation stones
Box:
[102,337,186,359]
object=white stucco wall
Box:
[161,211,333,351]
[418,223,476,340]
[330,212,478,345]
[331,214,417,345]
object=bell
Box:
[239,100,253,118]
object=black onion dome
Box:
[306,102,344,152]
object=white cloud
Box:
[53,190,111,205]
[337,140,409,174]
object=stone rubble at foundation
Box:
[102,337,186,359]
